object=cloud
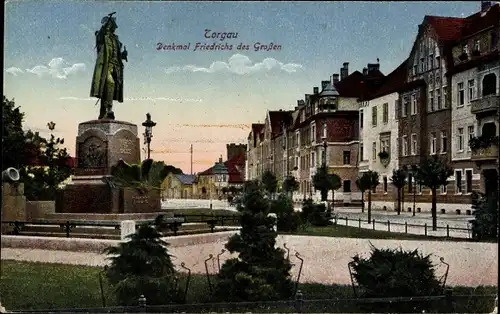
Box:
[25,58,86,79]
[6,67,24,76]
[58,96,203,102]
[164,54,304,75]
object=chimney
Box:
[367,63,380,74]
[313,87,319,94]
[321,80,329,91]
[343,62,349,74]
[363,67,368,76]
[332,74,340,84]
[297,100,301,107]
[481,1,492,12]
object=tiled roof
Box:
[367,59,409,100]
[461,4,499,38]
[424,16,465,41]
[319,82,339,97]
[197,152,245,184]
[174,174,197,185]
[269,110,293,137]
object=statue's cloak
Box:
[90,32,124,103]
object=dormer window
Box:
[459,44,469,61]
[463,44,469,54]
[472,40,481,56]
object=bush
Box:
[214,181,294,302]
[269,193,300,232]
[350,244,442,312]
[104,225,182,305]
[471,192,498,241]
[300,199,332,227]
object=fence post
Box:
[372,219,375,230]
[446,225,450,238]
[346,217,349,226]
[358,218,361,228]
[387,220,390,232]
[444,289,453,312]
[424,223,427,236]
[405,221,408,234]
[295,290,304,313]
[138,294,147,312]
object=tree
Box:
[269,193,301,232]
[2,96,26,169]
[390,168,407,215]
[358,170,379,223]
[105,224,181,305]
[214,180,294,301]
[164,164,183,175]
[282,175,299,196]
[261,170,278,196]
[355,175,370,213]
[350,244,442,312]
[23,123,72,201]
[312,165,341,202]
[413,156,453,231]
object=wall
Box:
[26,201,55,221]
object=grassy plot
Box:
[283,224,475,242]
[0,260,496,312]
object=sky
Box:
[4,1,480,174]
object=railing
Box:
[173,214,241,232]
[333,216,472,239]
[470,94,499,114]
[471,143,499,162]
[7,291,497,313]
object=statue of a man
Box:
[90,13,128,120]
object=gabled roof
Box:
[461,4,499,38]
[424,16,465,41]
[174,174,197,185]
[367,59,409,100]
[268,110,293,137]
[197,152,245,184]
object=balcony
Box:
[470,136,499,162]
[471,95,499,115]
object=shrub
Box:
[214,181,294,302]
[104,225,182,305]
[300,199,331,227]
[350,244,442,312]
[471,192,498,241]
[269,193,300,232]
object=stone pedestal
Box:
[2,182,26,233]
[120,220,136,240]
[58,119,148,214]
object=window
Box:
[359,143,364,161]
[441,184,447,194]
[380,138,390,154]
[295,156,299,168]
[311,124,316,142]
[457,128,464,151]
[360,110,364,129]
[420,57,425,72]
[401,97,409,117]
[429,90,434,111]
[468,79,475,102]
[458,82,465,106]
[429,54,434,69]
[311,152,315,167]
[411,94,417,115]
[430,132,437,154]
[436,56,441,69]
[440,131,447,153]
[372,141,377,160]
[372,106,377,126]
[343,151,351,165]
[474,39,480,52]
[443,86,448,108]
[482,73,497,97]
[465,170,473,193]
[467,125,474,151]
[343,180,352,193]
[382,103,389,124]
[429,73,434,85]
[436,89,442,110]
[417,183,422,194]
[383,176,388,193]
[322,122,327,138]
[411,133,417,155]
[296,132,300,147]
[402,135,408,156]
[413,65,418,76]
[455,170,462,193]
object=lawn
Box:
[282,224,476,242]
[0,260,496,312]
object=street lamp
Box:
[142,113,156,160]
[211,156,228,209]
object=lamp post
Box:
[142,113,156,160]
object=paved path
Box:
[2,235,496,287]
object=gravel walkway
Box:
[2,235,496,287]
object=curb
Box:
[1,231,238,254]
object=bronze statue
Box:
[90,12,128,120]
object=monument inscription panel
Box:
[109,129,140,167]
[78,136,107,168]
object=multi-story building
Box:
[358,61,407,210]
